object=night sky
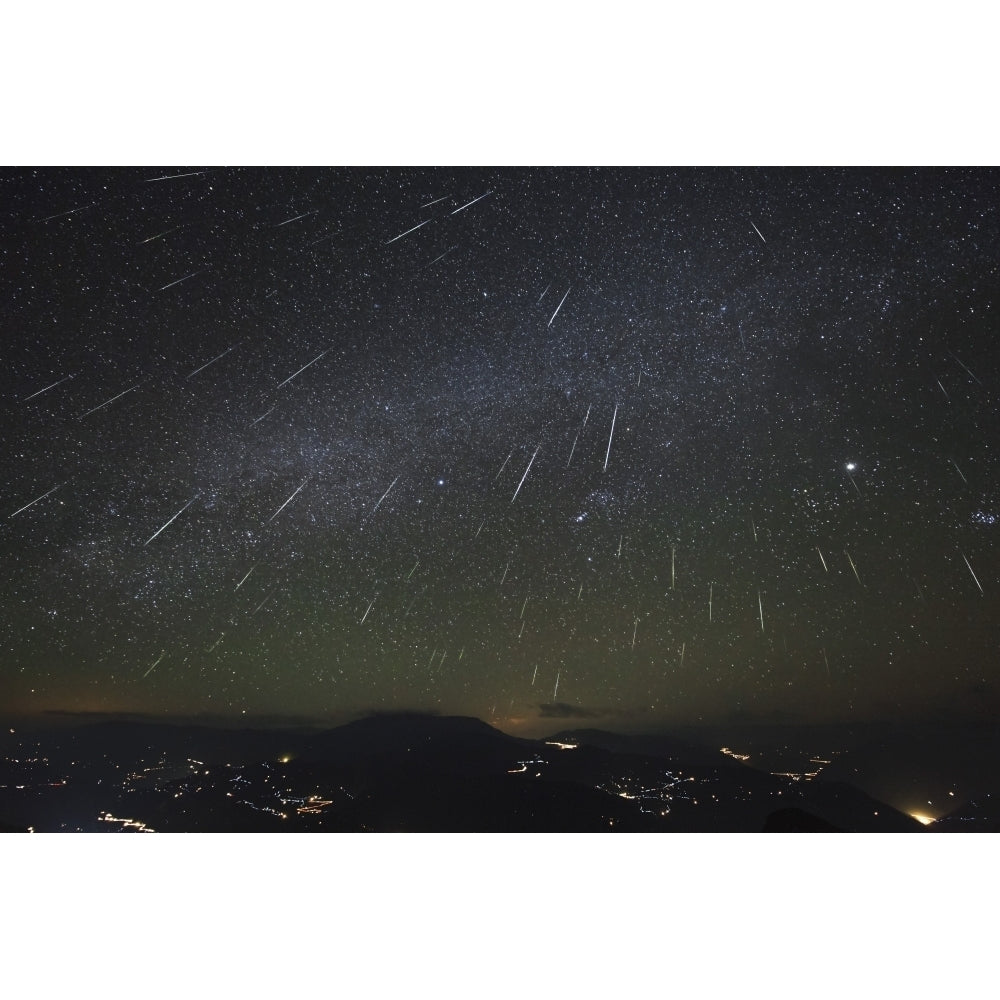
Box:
[3,167,998,732]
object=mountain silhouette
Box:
[0,713,941,832]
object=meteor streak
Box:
[252,589,277,614]
[187,343,237,379]
[547,286,571,327]
[275,350,329,389]
[949,351,983,385]
[145,170,207,182]
[159,267,211,291]
[80,383,141,418]
[961,552,984,595]
[250,405,276,426]
[386,219,430,244]
[144,497,196,545]
[451,190,492,214]
[142,651,166,679]
[424,246,456,267]
[275,210,318,227]
[138,224,185,244]
[511,445,540,504]
[369,476,400,516]
[496,449,514,479]
[604,404,618,471]
[266,479,308,523]
[24,373,74,400]
[845,468,863,498]
[8,484,61,518]
[845,550,861,585]
[40,203,94,222]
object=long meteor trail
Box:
[369,476,400,516]
[604,404,618,471]
[187,343,237,379]
[567,434,579,468]
[275,210,318,227]
[138,224,185,245]
[961,552,984,595]
[144,497,196,545]
[142,651,166,679]
[511,445,540,504]
[547,287,571,327]
[424,246,457,268]
[386,219,430,244]
[80,383,141,418]
[266,479,308,523]
[145,170,207,182]
[275,350,329,390]
[495,449,514,479]
[569,404,592,467]
[24,373,74,400]
[451,190,492,214]
[845,550,862,585]
[250,405,276,426]
[949,351,983,385]
[40,203,94,223]
[159,267,211,291]
[9,485,60,518]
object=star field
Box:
[2,167,998,731]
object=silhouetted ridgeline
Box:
[2,713,980,832]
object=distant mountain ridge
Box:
[0,713,942,832]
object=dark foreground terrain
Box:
[1,713,994,832]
